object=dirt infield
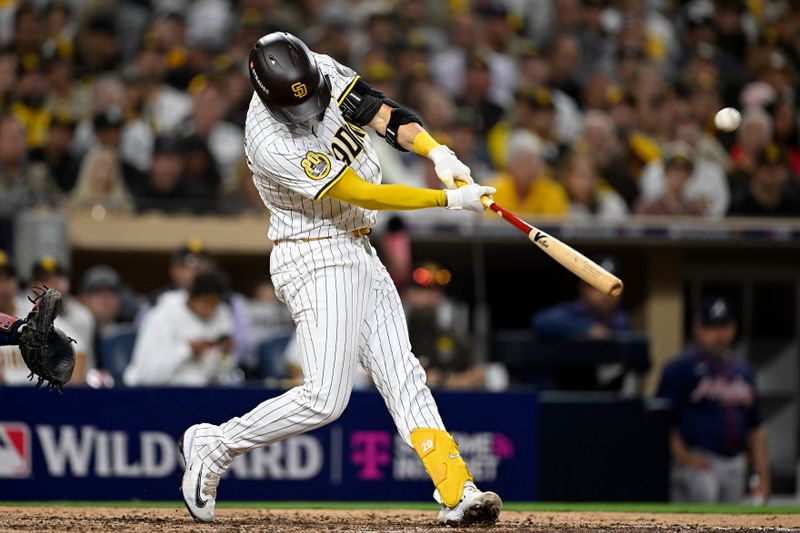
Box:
[1,507,799,533]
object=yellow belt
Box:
[275,227,371,244]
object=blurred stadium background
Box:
[0,0,799,506]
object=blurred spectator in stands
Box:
[11,5,42,70]
[150,239,213,303]
[79,263,141,388]
[72,77,126,156]
[532,255,630,341]
[488,87,562,169]
[248,276,293,380]
[92,107,124,150]
[455,54,505,137]
[578,110,639,208]
[685,81,729,168]
[727,108,773,199]
[0,251,28,384]
[0,115,61,217]
[145,239,253,369]
[220,156,265,214]
[220,54,252,125]
[0,252,17,316]
[631,64,666,138]
[636,147,707,217]
[390,39,429,104]
[770,98,800,179]
[42,2,76,64]
[247,278,293,345]
[89,106,148,190]
[516,47,583,144]
[181,78,243,181]
[604,90,661,181]
[477,3,518,108]
[547,33,583,106]
[378,216,413,293]
[714,0,750,68]
[640,140,729,217]
[350,9,397,68]
[118,72,154,175]
[124,268,235,386]
[181,135,221,213]
[654,92,729,173]
[406,262,484,390]
[727,144,800,217]
[657,296,769,504]
[574,0,614,81]
[25,256,95,384]
[447,111,492,180]
[562,152,628,220]
[416,85,456,140]
[30,116,80,193]
[68,148,135,215]
[0,50,17,112]
[149,12,190,90]
[431,10,516,111]
[12,66,50,151]
[486,130,569,216]
[75,10,120,76]
[134,135,193,213]
[132,43,192,136]
[79,264,141,351]
[79,264,124,387]
[43,52,87,124]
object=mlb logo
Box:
[0,422,31,478]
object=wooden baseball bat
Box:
[480,196,623,296]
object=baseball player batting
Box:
[179,32,500,526]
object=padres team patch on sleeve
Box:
[301,151,331,180]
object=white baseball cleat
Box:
[179,424,220,522]
[435,481,502,526]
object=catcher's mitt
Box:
[19,287,76,392]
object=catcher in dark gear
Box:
[0,287,75,392]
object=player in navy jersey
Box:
[657,297,769,503]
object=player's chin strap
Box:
[411,428,473,509]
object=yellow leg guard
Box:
[410,428,473,508]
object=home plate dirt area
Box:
[2,507,800,533]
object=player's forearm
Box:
[669,430,691,464]
[325,167,446,210]
[747,426,770,486]
[368,104,426,152]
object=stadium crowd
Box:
[0,0,798,222]
[0,0,798,386]
[0,242,508,390]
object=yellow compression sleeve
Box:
[412,130,440,158]
[324,167,447,210]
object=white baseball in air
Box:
[714,107,742,132]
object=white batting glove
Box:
[429,145,474,189]
[445,185,496,213]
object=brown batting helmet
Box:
[248,32,332,124]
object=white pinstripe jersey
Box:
[245,53,382,241]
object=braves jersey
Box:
[245,53,382,241]
[657,346,762,456]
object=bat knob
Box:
[608,282,624,297]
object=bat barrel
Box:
[476,188,624,297]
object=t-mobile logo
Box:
[350,431,391,480]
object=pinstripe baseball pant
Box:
[195,234,445,473]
